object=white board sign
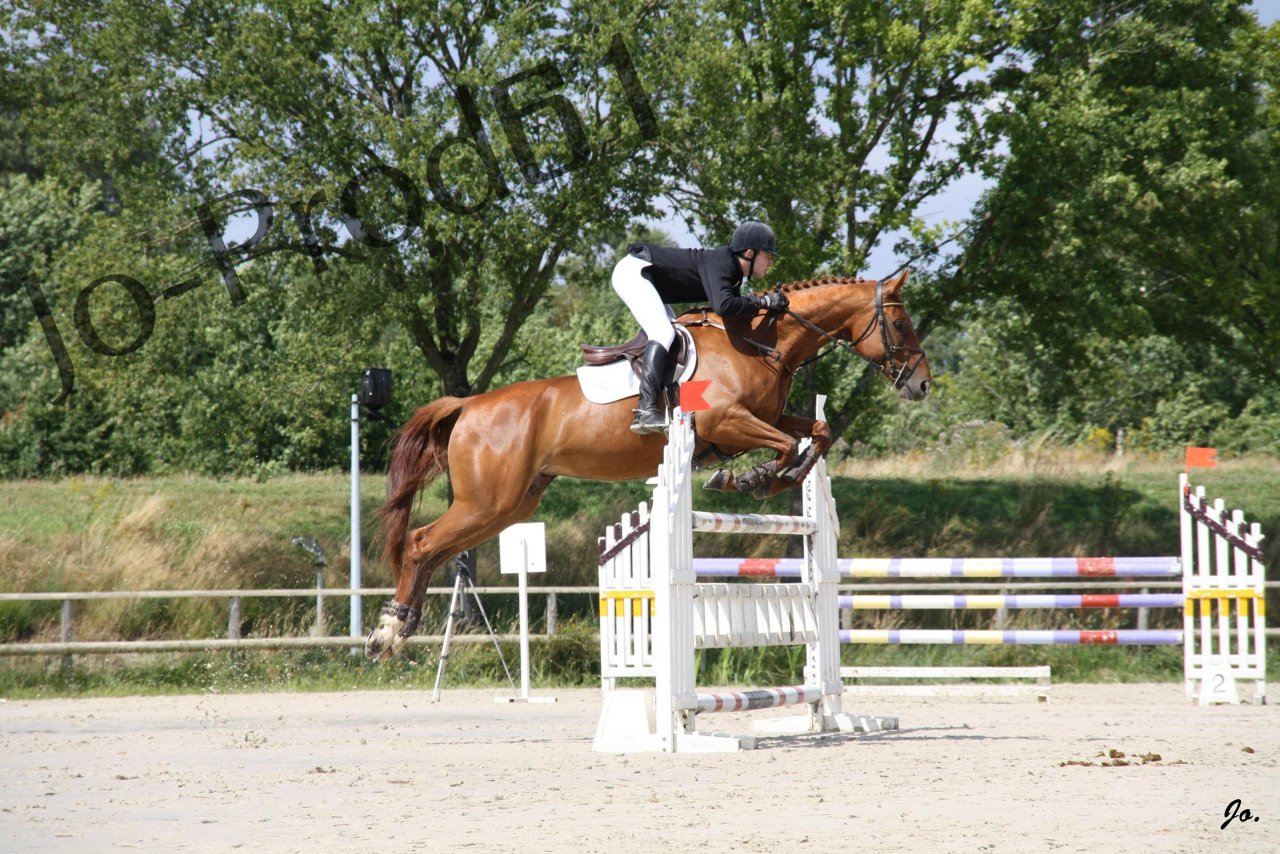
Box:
[1198,664,1240,706]
[499,523,546,575]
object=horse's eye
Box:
[893,320,905,332]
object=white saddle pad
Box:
[576,327,697,404]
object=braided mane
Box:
[674,275,874,323]
[775,275,872,294]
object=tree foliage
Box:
[924,0,1280,448]
[1,0,1277,476]
[9,0,665,396]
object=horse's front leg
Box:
[697,406,799,499]
[774,415,832,485]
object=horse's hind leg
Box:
[364,503,501,661]
[364,476,553,661]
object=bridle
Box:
[784,278,926,389]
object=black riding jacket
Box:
[627,243,756,317]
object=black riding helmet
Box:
[729,220,779,282]
[729,220,780,257]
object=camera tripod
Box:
[431,557,516,702]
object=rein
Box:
[680,311,795,375]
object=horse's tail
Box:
[377,396,465,576]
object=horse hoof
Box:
[777,448,818,484]
[364,632,390,661]
[704,469,734,492]
[734,472,763,497]
[777,462,808,483]
[365,614,404,661]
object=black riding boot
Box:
[630,340,669,435]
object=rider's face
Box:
[742,250,775,277]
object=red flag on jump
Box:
[679,380,712,412]
[1184,446,1217,471]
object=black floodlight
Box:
[359,367,392,416]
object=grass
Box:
[9,616,1260,701]
[1,444,1276,697]
[0,619,603,699]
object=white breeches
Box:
[612,254,676,350]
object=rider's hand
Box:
[755,291,789,314]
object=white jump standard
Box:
[594,404,896,753]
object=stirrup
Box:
[629,408,667,435]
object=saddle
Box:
[580,327,694,395]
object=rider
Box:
[612,220,789,435]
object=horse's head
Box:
[778,270,931,402]
[847,269,931,400]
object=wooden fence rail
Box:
[2,581,1275,660]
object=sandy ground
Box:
[1,683,1276,854]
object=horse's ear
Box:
[885,268,910,291]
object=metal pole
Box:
[350,394,362,651]
[518,539,531,699]
[432,573,464,702]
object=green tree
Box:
[8,0,665,404]
[0,176,98,354]
[655,0,1277,445]
[651,0,1029,433]
[5,0,1277,474]
[947,0,1280,435]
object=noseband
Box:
[786,279,926,389]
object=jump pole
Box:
[693,472,1266,705]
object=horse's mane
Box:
[674,275,874,322]
[775,275,871,294]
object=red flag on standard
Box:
[679,380,712,411]
[1184,446,1217,471]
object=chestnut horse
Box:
[366,270,932,660]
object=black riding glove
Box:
[754,291,789,314]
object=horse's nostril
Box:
[920,380,931,395]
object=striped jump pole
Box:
[691,512,817,535]
[834,558,1191,698]
[692,478,1265,706]
[838,474,1266,705]
[840,629,1184,645]
[843,556,1183,578]
[691,556,1182,578]
[695,684,823,713]
[840,593,1185,610]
